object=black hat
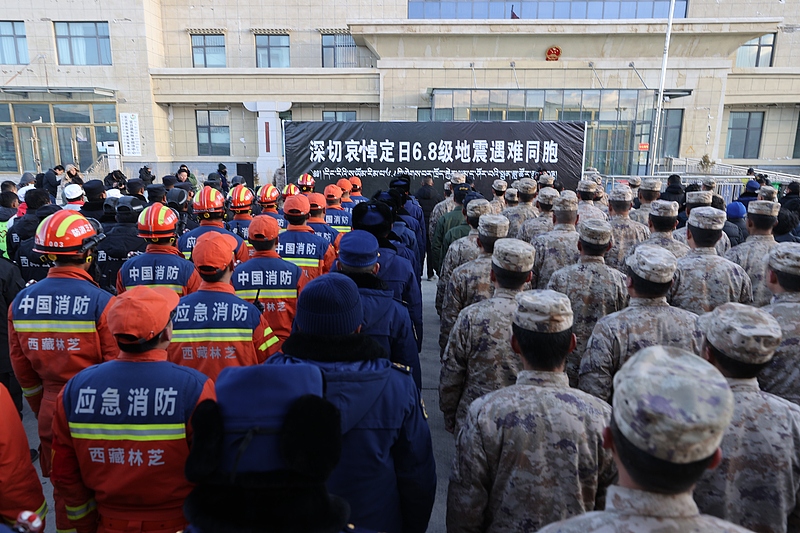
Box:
[146,184,166,198]
[117,196,146,214]
[167,188,189,208]
[175,182,194,193]
[162,175,178,187]
[83,180,105,199]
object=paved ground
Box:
[23,275,453,533]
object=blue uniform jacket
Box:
[260,211,287,231]
[307,221,340,246]
[177,224,247,261]
[267,332,436,533]
[227,218,252,240]
[375,241,422,350]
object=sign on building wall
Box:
[284,121,586,196]
[119,113,142,157]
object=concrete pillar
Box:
[243,101,292,187]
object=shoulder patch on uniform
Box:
[391,362,411,374]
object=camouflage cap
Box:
[504,188,518,202]
[613,345,734,464]
[478,214,510,238]
[537,187,560,205]
[628,176,642,188]
[640,179,662,192]
[702,177,717,189]
[553,191,578,212]
[538,173,555,187]
[768,242,800,276]
[698,303,782,364]
[579,219,613,245]
[650,200,679,218]
[748,200,780,217]
[510,180,521,190]
[688,206,726,230]
[492,238,535,272]
[608,185,634,203]
[516,178,537,195]
[450,172,467,184]
[625,245,677,283]
[466,198,492,218]
[513,290,573,333]
[492,179,508,192]
[577,180,597,193]
[758,187,777,202]
[686,190,713,205]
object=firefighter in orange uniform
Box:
[279,195,336,281]
[297,173,315,195]
[50,285,215,533]
[256,184,286,232]
[8,210,116,532]
[168,232,279,380]
[306,192,342,251]
[0,383,47,527]
[177,187,249,264]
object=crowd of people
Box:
[0,162,799,533]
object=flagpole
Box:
[650,0,677,174]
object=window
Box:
[256,34,289,68]
[736,34,775,68]
[191,34,226,68]
[726,111,763,159]
[196,110,230,155]
[0,21,28,64]
[322,111,356,122]
[322,34,358,68]
[408,0,687,19]
[54,22,111,65]
[793,116,800,159]
[657,109,683,158]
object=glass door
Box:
[57,126,95,171]
[17,126,55,173]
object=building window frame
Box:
[54,21,111,66]
[407,0,688,19]
[322,111,357,122]
[0,21,28,65]
[793,114,800,159]
[191,34,226,68]
[196,110,230,156]
[736,34,775,68]
[725,111,764,159]
[255,34,290,68]
[321,33,357,68]
[657,108,684,159]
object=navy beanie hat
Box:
[295,273,363,335]
[727,201,746,219]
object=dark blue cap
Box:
[296,273,363,336]
[338,230,379,268]
[463,191,484,212]
[726,201,746,219]
[359,203,389,226]
[453,183,471,203]
[746,180,760,191]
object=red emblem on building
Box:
[546,46,562,61]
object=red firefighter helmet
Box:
[258,184,281,205]
[282,183,300,198]
[33,211,103,255]
[193,186,225,213]
[228,184,255,211]
[137,202,179,239]
[297,173,315,193]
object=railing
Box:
[84,154,110,180]
[663,157,800,184]
[604,175,781,205]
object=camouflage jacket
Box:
[436,230,481,315]
[547,256,629,387]
[501,203,539,238]
[628,232,690,261]
[669,248,753,315]
[760,292,800,406]
[447,370,616,533]
[577,201,608,222]
[439,288,522,434]
[439,254,494,352]
[629,203,652,225]
[673,226,732,256]
[517,213,554,244]
[724,234,777,307]
[694,378,800,533]
[532,224,580,289]
[538,486,755,533]
[578,297,702,403]
[429,197,459,237]
[488,197,506,215]
[605,216,650,271]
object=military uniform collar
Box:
[726,377,760,392]
[553,223,577,232]
[651,231,674,239]
[772,292,800,304]
[492,287,523,299]
[579,200,595,206]
[630,296,668,307]
[468,228,479,235]
[516,370,569,388]
[690,247,717,255]
[747,234,775,243]
[605,485,700,519]
[580,255,605,264]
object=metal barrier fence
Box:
[603,175,777,205]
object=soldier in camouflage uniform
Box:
[432,183,472,274]
[548,219,628,386]
[673,190,731,256]
[436,198,492,315]
[627,200,690,260]
[504,188,518,208]
[693,303,800,533]
[628,176,642,208]
[488,179,507,214]
[447,290,615,533]
[541,346,751,533]
[759,185,778,202]
[579,246,702,403]
[428,174,465,264]
[532,191,581,289]
[501,178,539,237]
[629,179,661,225]
[577,180,608,222]
[439,238,535,434]
[669,207,753,315]
[605,185,649,271]
[760,243,800,406]
[724,200,779,307]
[538,172,555,189]
[439,215,509,354]
[517,187,559,243]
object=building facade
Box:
[0,0,798,183]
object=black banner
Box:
[284,121,586,198]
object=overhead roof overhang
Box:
[0,86,116,99]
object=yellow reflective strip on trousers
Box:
[235,289,296,299]
[68,422,186,441]
[22,384,43,397]
[284,258,319,267]
[65,499,96,521]
[13,320,95,333]
[35,499,48,519]
[259,335,279,351]
[171,328,252,343]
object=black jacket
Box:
[138,167,155,185]
[79,200,106,222]
[7,213,40,261]
[723,221,745,248]
[95,223,147,293]
[0,258,23,372]
[660,183,685,208]
[44,169,60,197]
[413,185,444,225]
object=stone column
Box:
[243,101,292,187]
